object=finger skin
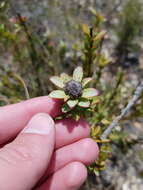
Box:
[0,96,62,145]
[37,162,87,190]
[48,138,99,176]
[0,114,55,190]
[0,117,90,152]
[37,138,99,186]
[55,118,90,149]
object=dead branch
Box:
[101,80,143,139]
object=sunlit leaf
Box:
[60,73,71,83]
[67,99,78,108]
[73,66,83,82]
[91,97,101,106]
[101,119,110,125]
[94,169,100,176]
[78,100,90,108]
[82,88,99,98]
[82,77,92,87]
[93,31,106,41]
[49,90,66,99]
[62,103,71,113]
[72,113,80,121]
[92,125,101,136]
[50,76,64,88]
[89,7,97,15]
[0,2,6,8]
[96,12,106,23]
[82,24,90,35]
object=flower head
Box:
[49,66,99,116]
[64,80,82,99]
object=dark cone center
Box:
[64,80,82,99]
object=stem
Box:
[83,28,94,77]
[17,13,38,66]
[101,80,143,139]
[17,13,44,95]
[11,73,30,99]
[93,37,105,87]
[105,69,124,108]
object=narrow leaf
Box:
[78,100,90,108]
[101,119,110,125]
[82,77,92,87]
[49,90,66,99]
[72,114,80,121]
[93,31,106,41]
[82,88,99,98]
[0,2,6,8]
[73,66,83,82]
[67,99,78,108]
[93,126,101,136]
[82,24,90,35]
[50,76,64,88]
[62,103,71,113]
[60,73,71,83]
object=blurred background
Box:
[0,0,143,189]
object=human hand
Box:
[0,96,99,190]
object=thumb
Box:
[0,113,55,190]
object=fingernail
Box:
[22,113,54,135]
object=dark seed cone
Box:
[64,80,82,99]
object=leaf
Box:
[73,114,80,121]
[49,90,66,99]
[82,88,99,98]
[99,52,111,67]
[89,7,97,15]
[96,13,106,23]
[91,97,101,106]
[93,31,107,41]
[0,2,6,8]
[82,77,92,87]
[101,119,110,125]
[62,103,71,113]
[78,100,90,108]
[92,125,101,136]
[60,73,71,83]
[0,24,5,30]
[50,76,64,88]
[94,169,100,176]
[82,24,90,35]
[73,66,83,82]
[67,99,78,108]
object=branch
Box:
[101,80,143,140]
[10,73,30,100]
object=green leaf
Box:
[78,100,90,108]
[73,66,83,82]
[50,76,64,88]
[62,103,71,113]
[72,114,80,121]
[60,73,71,83]
[82,88,99,98]
[67,99,78,108]
[49,90,66,99]
[82,24,90,35]
[0,2,6,8]
[89,7,97,15]
[101,119,110,125]
[82,77,92,87]
[93,31,106,41]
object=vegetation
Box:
[0,0,143,189]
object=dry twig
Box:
[101,80,143,139]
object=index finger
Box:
[0,96,62,145]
